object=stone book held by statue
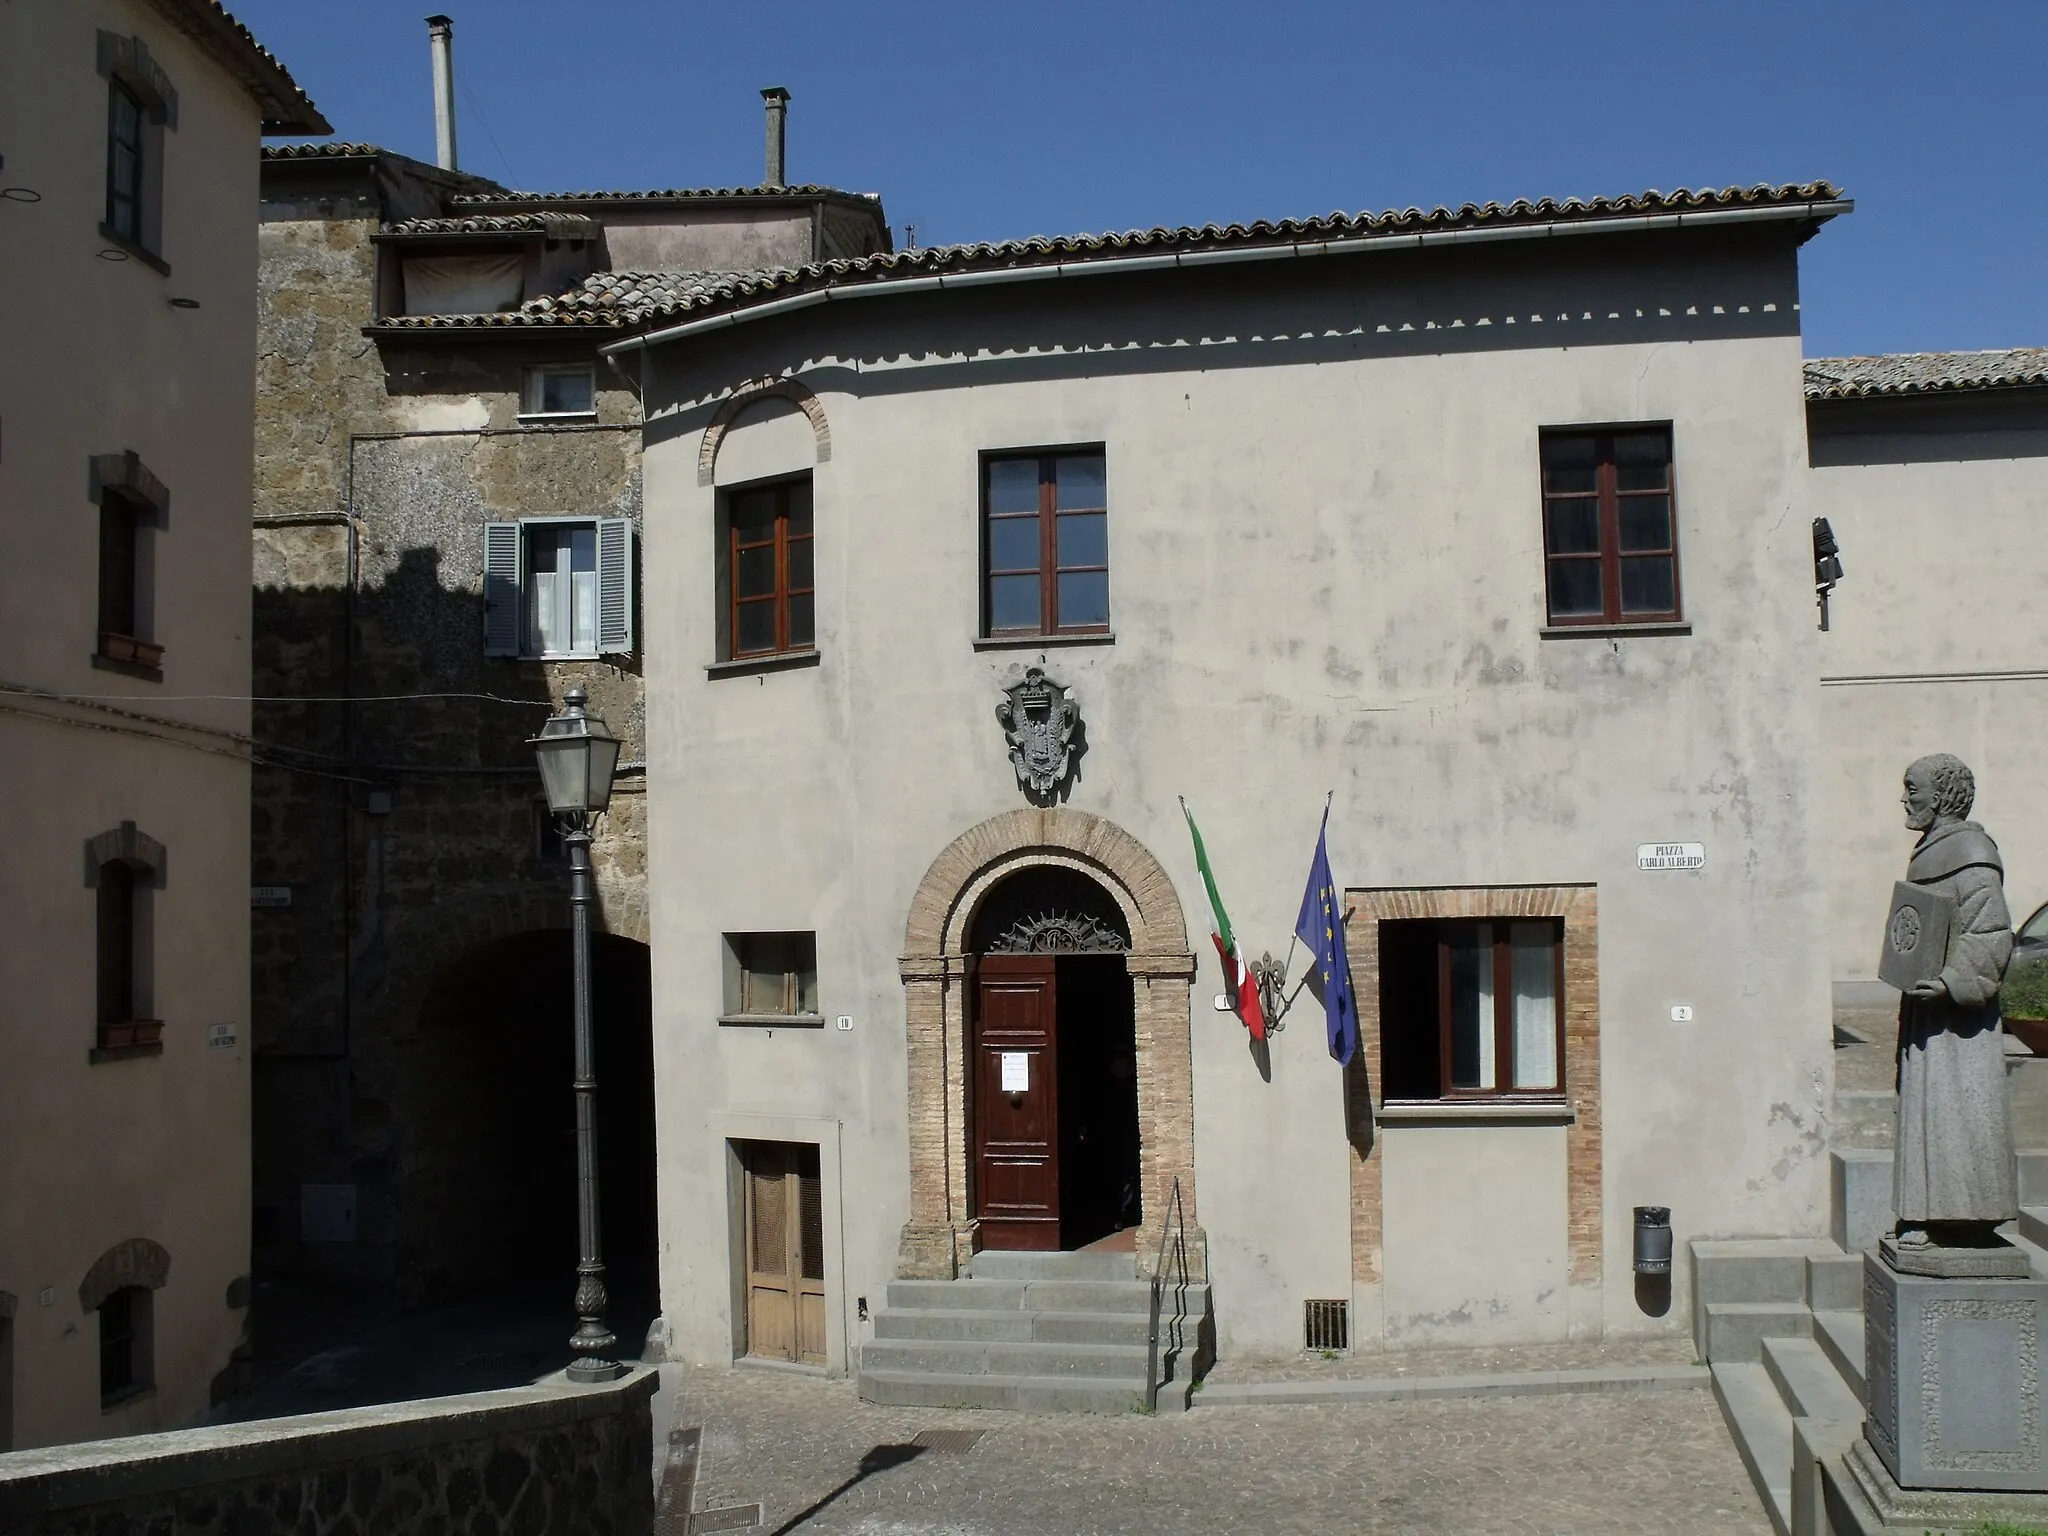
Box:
[1878,880,1957,991]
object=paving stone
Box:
[664,1360,1770,1534]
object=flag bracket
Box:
[1249,950,1303,1033]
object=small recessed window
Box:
[717,477,815,662]
[982,449,1108,637]
[98,1286,152,1408]
[105,81,145,246]
[1379,918,1565,1100]
[482,517,634,660]
[722,932,820,1021]
[1539,427,1681,626]
[522,366,596,419]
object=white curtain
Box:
[1510,921,1559,1090]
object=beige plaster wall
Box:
[1808,427,2048,981]
[598,209,815,274]
[636,230,1835,1362]
[0,0,264,1445]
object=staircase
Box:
[857,1248,1212,1414]
[1698,1027,2048,1535]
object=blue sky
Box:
[236,1,2046,359]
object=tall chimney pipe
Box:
[427,15,459,171]
[761,87,789,190]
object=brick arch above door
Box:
[896,808,1199,1281]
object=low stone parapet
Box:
[0,1368,656,1535]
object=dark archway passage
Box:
[409,931,657,1310]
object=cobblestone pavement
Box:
[665,1365,1769,1535]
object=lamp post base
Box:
[566,1358,630,1384]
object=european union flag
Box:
[1294,808,1358,1065]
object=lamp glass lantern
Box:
[529,688,621,816]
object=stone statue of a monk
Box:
[1893,752,2018,1248]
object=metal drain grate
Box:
[911,1428,986,1454]
[1304,1298,1349,1351]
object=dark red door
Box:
[973,954,1059,1250]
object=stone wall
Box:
[251,186,652,1308]
[0,1371,654,1535]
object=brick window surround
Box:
[897,808,1199,1281]
[1344,884,1601,1288]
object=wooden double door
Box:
[972,953,1139,1251]
[739,1140,825,1365]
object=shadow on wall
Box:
[249,536,644,1308]
[645,225,1809,451]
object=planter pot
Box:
[97,1023,135,1049]
[131,1019,163,1045]
[2005,1016,2048,1057]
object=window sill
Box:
[1539,622,1691,640]
[972,631,1116,651]
[90,1042,165,1064]
[98,224,170,276]
[719,1014,826,1029]
[91,652,164,683]
[707,650,821,679]
[515,411,600,425]
[1375,1099,1574,1125]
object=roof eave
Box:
[146,0,331,135]
[608,195,1853,359]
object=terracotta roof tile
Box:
[374,182,1847,334]
[146,0,329,134]
[380,212,604,241]
[1804,348,2048,399]
[446,183,877,207]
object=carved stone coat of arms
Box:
[996,667,1078,801]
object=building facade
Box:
[247,135,889,1325]
[0,0,325,1448]
[618,184,1852,1380]
[1804,350,2048,999]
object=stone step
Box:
[1711,1362,1793,1536]
[882,1278,1169,1315]
[1806,1250,1863,1313]
[1831,1090,1896,1150]
[1829,1148,1893,1255]
[859,1337,1152,1381]
[965,1249,1138,1281]
[1691,1240,1828,1358]
[885,1280,1029,1312]
[1812,1310,1864,1401]
[2018,1149,2048,1207]
[1704,1302,1811,1365]
[857,1367,1147,1414]
[872,1308,1152,1346]
[1760,1336,1864,1424]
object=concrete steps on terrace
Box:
[857,1248,1210,1415]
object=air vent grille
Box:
[1304,1298,1349,1351]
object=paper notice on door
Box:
[1000,1051,1029,1093]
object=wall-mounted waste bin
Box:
[1633,1205,1672,1275]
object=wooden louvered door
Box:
[741,1140,826,1366]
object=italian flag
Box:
[1181,800,1267,1041]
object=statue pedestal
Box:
[1865,1249,2048,1491]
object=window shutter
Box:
[596,518,634,654]
[482,522,521,657]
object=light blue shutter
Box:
[596,518,634,654]
[483,522,522,657]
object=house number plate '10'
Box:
[1637,842,1705,872]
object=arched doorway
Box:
[897,808,1201,1280]
[405,931,657,1311]
[968,867,1141,1252]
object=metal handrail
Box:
[1145,1176,1190,1411]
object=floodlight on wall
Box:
[1813,517,1845,632]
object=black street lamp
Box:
[529,686,627,1384]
